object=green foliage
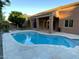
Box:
[8,11,27,28]
[0,0,10,7]
[0,21,9,32]
[0,0,10,21]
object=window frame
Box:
[64,20,69,27]
[64,19,73,28]
[69,20,73,27]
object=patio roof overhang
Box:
[30,2,79,18]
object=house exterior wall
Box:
[57,6,79,34]
[30,3,79,34]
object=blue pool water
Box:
[12,31,76,47]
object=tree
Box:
[8,11,26,28]
[0,0,10,21]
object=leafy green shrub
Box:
[0,21,9,32]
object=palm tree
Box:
[0,0,10,21]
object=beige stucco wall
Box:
[57,6,79,34]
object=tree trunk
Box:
[0,7,3,21]
[0,34,3,59]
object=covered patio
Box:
[38,16,49,30]
[30,13,60,33]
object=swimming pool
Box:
[12,31,75,47]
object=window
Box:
[69,20,73,27]
[65,20,68,27]
[65,19,73,27]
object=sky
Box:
[3,0,79,17]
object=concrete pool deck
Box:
[52,32,79,39]
[2,30,79,59]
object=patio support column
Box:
[49,14,54,33]
[43,20,45,29]
[30,19,33,29]
[36,18,39,30]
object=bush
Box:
[0,21,9,32]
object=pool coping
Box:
[9,30,79,39]
[2,30,79,47]
[3,32,70,48]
